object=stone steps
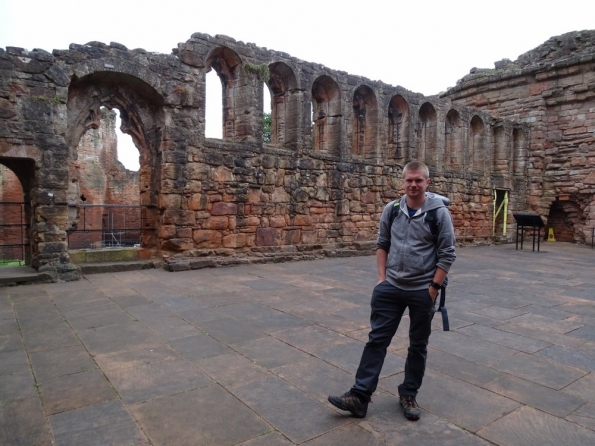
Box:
[80,260,160,275]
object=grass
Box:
[0,260,24,266]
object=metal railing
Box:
[67,204,156,250]
[0,202,29,265]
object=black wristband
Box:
[430,281,442,290]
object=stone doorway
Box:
[66,72,164,256]
[0,158,35,265]
[547,199,581,243]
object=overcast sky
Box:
[2,0,594,169]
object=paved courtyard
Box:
[1,242,595,445]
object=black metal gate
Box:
[67,204,156,250]
[0,202,29,265]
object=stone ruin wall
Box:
[0,31,542,279]
[443,30,595,243]
[73,108,139,207]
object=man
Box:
[328,161,456,421]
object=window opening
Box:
[205,69,223,139]
[262,82,272,143]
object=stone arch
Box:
[547,199,583,242]
[469,115,486,171]
[388,95,409,162]
[352,85,378,159]
[416,102,437,164]
[206,46,246,140]
[445,109,463,168]
[0,154,38,265]
[67,71,165,250]
[513,127,527,176]
[311,75,341,156]
[493,125,508,174]
[267,62,299,148]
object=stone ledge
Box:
[80,260,161,275]
[163,246,375,272]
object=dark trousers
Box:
[351,281,434,401]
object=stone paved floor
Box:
[2,242,595,445]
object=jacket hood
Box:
[399,192,449,214]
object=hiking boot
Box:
[399,395,421,421]
[328,391,368,418]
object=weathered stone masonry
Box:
[443,30,595,244]
[5,30,579,281]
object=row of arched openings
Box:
[204,46,526,174]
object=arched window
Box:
[388,95,409,161]
[513,127,527,176]
[416,103,437,164]
[469,115,486,171]
[311,75,341,156]
[493,126,507,174]
[445,109,462,168]
[268,62,298,148]
[205,46,242,140]
[352,85,378,159]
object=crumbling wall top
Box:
[443,30,595,97]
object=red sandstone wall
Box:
[443,31,595,243]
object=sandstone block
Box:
[176,227,193,238]
[159,194,182,210]
[270,216,286,228]
[256,227,277,246]
[163,209,196,226]
[188,193,208,211]
[211,202,238,215]
[222,233,252,248]
[293,215,312,226]
[204,216,229,230]
[283,229,301,245]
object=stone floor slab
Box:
[425,348,502,386]
[0,369,37,402]
[30,345,97,381]
[233,336,313,369]
[491,352,587,389]
[506,313,584,334]
[195,351,271,389]
[428,330,517,365]
[314,341,405,378]
[0,348,30,376]
[273,356,355,403]
[167,333,231,360]
[535,344,595,371]
[354,392,492,446]
[0,396,52,446]
[302,423,388,446]
[562,372,595,401]
[233,376,348,444]
[49,399,149,446]
[456,324,551,353]
[419,368,520,432]
[477,405,595,446]
[567,402,595,432]
[497,322,587,348]
[469,305,528,320]
[93,343,180,372]
[40,369,116,415]
[76,322,162,356]
[197,317,268,345]
[104,357,211,404]
[273,324,354,354]
[483,374,586,417]
[64,308,135,331]
[130,384,272,445]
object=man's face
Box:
[403,169,430,200]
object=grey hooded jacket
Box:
[376,193,456,291]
